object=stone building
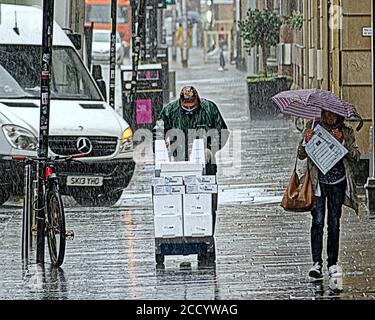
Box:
[304,0,372,184]
[234,0,301,75]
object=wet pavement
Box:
[1,48,375,300]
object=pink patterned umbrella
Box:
[272,89,361,121]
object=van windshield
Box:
[86,5,128,24]
[0,45,102,101]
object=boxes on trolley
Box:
[152,139,217,239]
[152,173,217,238]
[183,194,213,237]
[153,194,183,238]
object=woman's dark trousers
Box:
[310,180,347,267]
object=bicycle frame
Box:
[15,153,86,266]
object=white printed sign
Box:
[362,27,372,37]
[305,124,348,175]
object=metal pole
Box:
[171,4,177,61]
[131,0,136,69]
[109,0,117,109]
[22,164,32,265]
[181,0,188,68]
[151,1,158,61]
[372,0,375,178]
[37,0,55,264]
[129,0,147,126]
[197,0,202,47]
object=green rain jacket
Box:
[156,98,229,161]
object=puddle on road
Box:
[219,187,282,205]
[21,264,69,299]
[117,186,283,207]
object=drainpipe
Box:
[247,0,256,74]
[303,0,308,88]
[327,0,331,90]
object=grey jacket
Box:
[297,121,361,214]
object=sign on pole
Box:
[109,0,117,109]
[37,0,55,264]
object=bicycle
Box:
[13,153,86,267]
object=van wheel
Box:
[72,190,123,207]
[0,188,10,206]
[198,251,216,266]
[198,241,216,266]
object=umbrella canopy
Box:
[272,89,361,121]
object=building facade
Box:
[304,0,372,183]
[234,0,301,75]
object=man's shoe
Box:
[309,262,323,280]
[328,265,342,278]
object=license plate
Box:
[66,176,104,187]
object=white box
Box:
[153,195,182,216]
[183,194,212,215]
[152,176,183,186]
[153,185,185,195]
[186,184,218,194]
[161,171,203,177]
[160,162,204,173]
[183,175,216,185]
[154,215,183,238]
[184,213,213,237]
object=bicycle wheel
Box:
[46,189,66,267]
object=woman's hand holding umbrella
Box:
[305,128,315,143]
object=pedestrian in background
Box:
[177,23,192,64]
[218,40,227,71]
[218,27,227,71]
[297,110,360,280]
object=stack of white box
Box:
[183,175,217,237]
[153,138,217,238]
[152,170,218,239]
[152,176,185,238]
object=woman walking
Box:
[298,110,360,280]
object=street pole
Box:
[109,0,117,109]
[151,1,158,61]
[365,0,375,214]
[197,0,202,47]
[128,0,147,126]
[36,0,55,264]
[172,4,177,61]
[181,0,188,68]
[372,0,375,179]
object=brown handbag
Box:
[281,157,315,212]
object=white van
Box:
[0,4,135,206]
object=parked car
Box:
[0,4,135,206]
[91,29,126,65]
